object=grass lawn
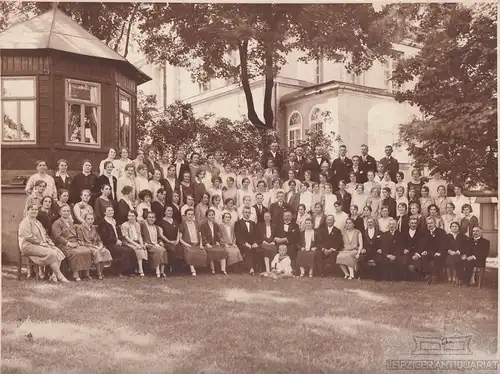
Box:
[1,265,498,374]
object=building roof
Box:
[280,79,394,105]
[0,8,151,85]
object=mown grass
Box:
[1,265,498,374]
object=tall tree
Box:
[138,4,397,129]
[392,3,497,189]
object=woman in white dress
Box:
[451,186,471,218]
[336,218,362,279]
[295,204,311,231]
[121,210,148,276]
[442,202,459,234]
[322,183,337,216]
[115,148,132,178]
[148,169,163,200]
[332,201,348,232]
[351,184,368,212]
[19,204,68,283]
[99,148,117,176]
[25,160,57,199]
[135,164,150,195]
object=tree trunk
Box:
[114,21,126,52]
[238,40,266,128]
[123,4,140,58]
[263,45,275,129]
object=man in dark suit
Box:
[335,185,352,214]
[308,145,330,182]
[402,217,422,280]
[269,190,290,225]
[234,206,260,274]
[318,215,343,277]
[254,193,269,224]
[273,210,300,273]
[285,181,301,218]
[463,227,491,287]
[294,146,306,179]
[358,217,381,279]
[396,202,410,234]
[414,217,447,284]
[281,151,301,180]
[144,148,161,180]
[377,219,404,281]
[330,145,353,187]
[350,155,367,184]
[94,160,118,202]
[172,148,190,181]
[359,144,377,174]
[379,145,399,183]
[262,142,283,170]
[381,187,397,219]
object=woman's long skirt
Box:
[165,242,184,260]
[89,246,112,266]
[63,243,92,272]
[445,253,460,269]
[109,244,137,274]
[22,244,65,266]
[336,249,358,269]
[257,242,277,260]
[182,243,208,267]
[206,245,228,262]
[296,250,317,268]
[134,247,148,262]
[225,244,243,267]
[148,244,168,268]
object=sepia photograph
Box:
[0,1,498,373]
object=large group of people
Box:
[18,143,490,286]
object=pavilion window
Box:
[1,77,36,144]
[119,91,132,151]
[309,107,325,133]
[65,79,101,147]
[288,111,302,149]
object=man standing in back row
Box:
[380,145,399,183]
[331,145,352,188]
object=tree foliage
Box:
[136,98,337,170]
[392,3,497,189]
[138,4,397,129]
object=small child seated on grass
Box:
[262,244,293,279]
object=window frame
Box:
[287,110,303,149]
[309,106,325,133]
[64,78,101,148]
[119,90,132,152]
[384,51,404,93]
[1,76,37,144]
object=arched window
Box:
[309,106,324,133]
[287,111,302,149]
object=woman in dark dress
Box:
[407,169,423,200]
[71,159,98,205]
[158,205,184,273]
[116,185,135,226]
[200,209,227,275]
[171,191,183,225]
[54,159,72,200]
[446,221,470,285]
[180,171,194,205]
[179,208,208,276]
[348,204,364,231]
[37,196,55,236]
[97,206,137,276]
[256,211,277,274]
[94,184,114,223]
[51,189,71,221]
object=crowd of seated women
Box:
[18,144,490,286]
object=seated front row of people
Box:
[19,200,490,285]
